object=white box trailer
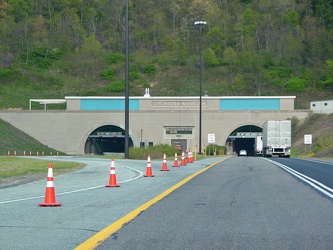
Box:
[262,120,291,158]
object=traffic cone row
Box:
[38,152,193,207]
[5,151,60,156]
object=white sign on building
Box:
[208,134,215,143]
[304,134,312,145]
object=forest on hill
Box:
[0,0,333,109]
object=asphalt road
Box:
[96,157,333,250]
[0,155,227,250]
[269,158,333,191]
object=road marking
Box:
[74,158,230,250]
[266,159,333,199]
[0,165,143,204]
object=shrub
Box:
[106,53,124,64]
[0,68,19,81]
[205,144,226,155]
[20,47,62,69]
[129,144,178,160]
[129,70,141,81]
[285,77,307,92]
[100,68,116,80]
[105,80,125,92]
[144,65,156,75]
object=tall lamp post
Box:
[124,0,129,158]
[194,21,206,154]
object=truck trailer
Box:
[262,120,291,158]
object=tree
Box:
[285,77,307,93]
[75,35,104,77]
[205,26,224,57]
[0,0,10,19]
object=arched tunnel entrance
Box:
[226,125,263,156]
[84,125,133,155]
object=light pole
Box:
[194,21,206,154]
[124,0,129,158]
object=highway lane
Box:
[96,156,333,250]
[0,156,227,250]
[269,158,333,189]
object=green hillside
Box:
[292,113,333,158]
[0,118,62,156]
[0,0,333,110]
[1,0,333,157]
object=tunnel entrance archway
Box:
[84,125,133,155]
[226,125,262,156]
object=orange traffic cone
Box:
[180,151,187,166]
[187,151,193,163]
[160,152,169,171]
[7,151,10,157]
[173,152,179,167]
[105,158,120,187]
[191,151,195,163]
[38,164,62,207]
[144,154,155,177]
[23,151,26,156]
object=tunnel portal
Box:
[84,125,133,155]
[226,125,263,156]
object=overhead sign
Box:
[304,134,312,144]
[208,134,215,143]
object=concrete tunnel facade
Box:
[0,96,311,155]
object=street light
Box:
[194,20,206,154]
[124,0,129,158]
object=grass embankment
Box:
[0,157,82,178]
[0,118,80,183]
[0,118,64,156]
[291,113,333,158]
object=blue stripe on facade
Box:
[80,99,139,110]
[220,99,280,110]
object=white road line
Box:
[266,158,333,199]
[0,165,143,204]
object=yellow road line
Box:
[75,157,229,250]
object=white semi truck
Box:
[262,120,291,158]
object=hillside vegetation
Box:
[0,0,333,109]
[292,113,333,158]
